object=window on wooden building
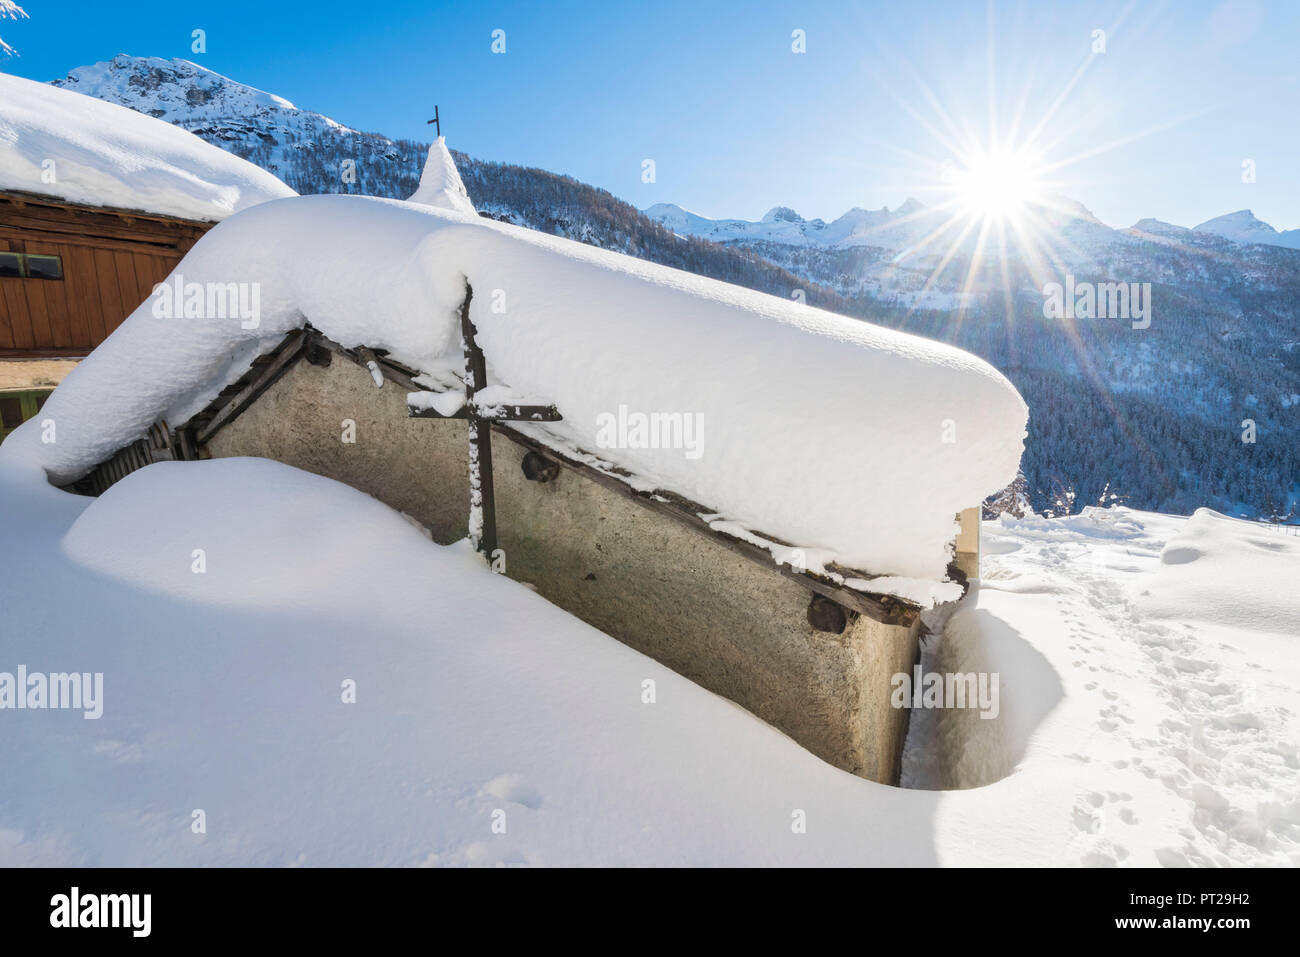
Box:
[24,254,64,280]
[0,252,64,280]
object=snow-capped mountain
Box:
[644,199,941,250]
[648,194,1300,261]
[644,194,1142,313]
[1125,218,1197,242]
[40,54,1300,520]
[52,55,427,198]
[1191,209,1300,251]
[55,54,299,119]
[646,194,1110,254]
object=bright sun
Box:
[951,148,1045,222]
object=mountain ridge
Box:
[648,199,1300,253]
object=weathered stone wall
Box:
[206,351,925,782]
[206,356,470,543]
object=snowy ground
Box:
[910,508,1299,867]
[0,443,1295,866]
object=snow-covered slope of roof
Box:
[15,141,1026,585]
[0,70,295,221]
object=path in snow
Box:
[930,509,1300,867]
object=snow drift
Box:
[17,141,1026,583]
[1142,507,1299,635]
[0,70,295,220]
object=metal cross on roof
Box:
[408,282,561,568]
[426,106,440,138]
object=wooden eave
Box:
[0,189,217,229]
[0,190,211,253]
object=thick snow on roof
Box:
[19,141,1026,584]
[0,70,295,220]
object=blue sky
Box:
[4,0,1299,229]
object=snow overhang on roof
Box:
[0,71,295,222]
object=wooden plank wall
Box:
[0,193,209,356]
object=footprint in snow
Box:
[482,773,543,809]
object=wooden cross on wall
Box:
[408,282,561,568]
[427,106,440,137]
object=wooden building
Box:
[0,189,210,358]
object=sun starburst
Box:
[949,146,1046,223]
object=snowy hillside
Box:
[0,71,294,220]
